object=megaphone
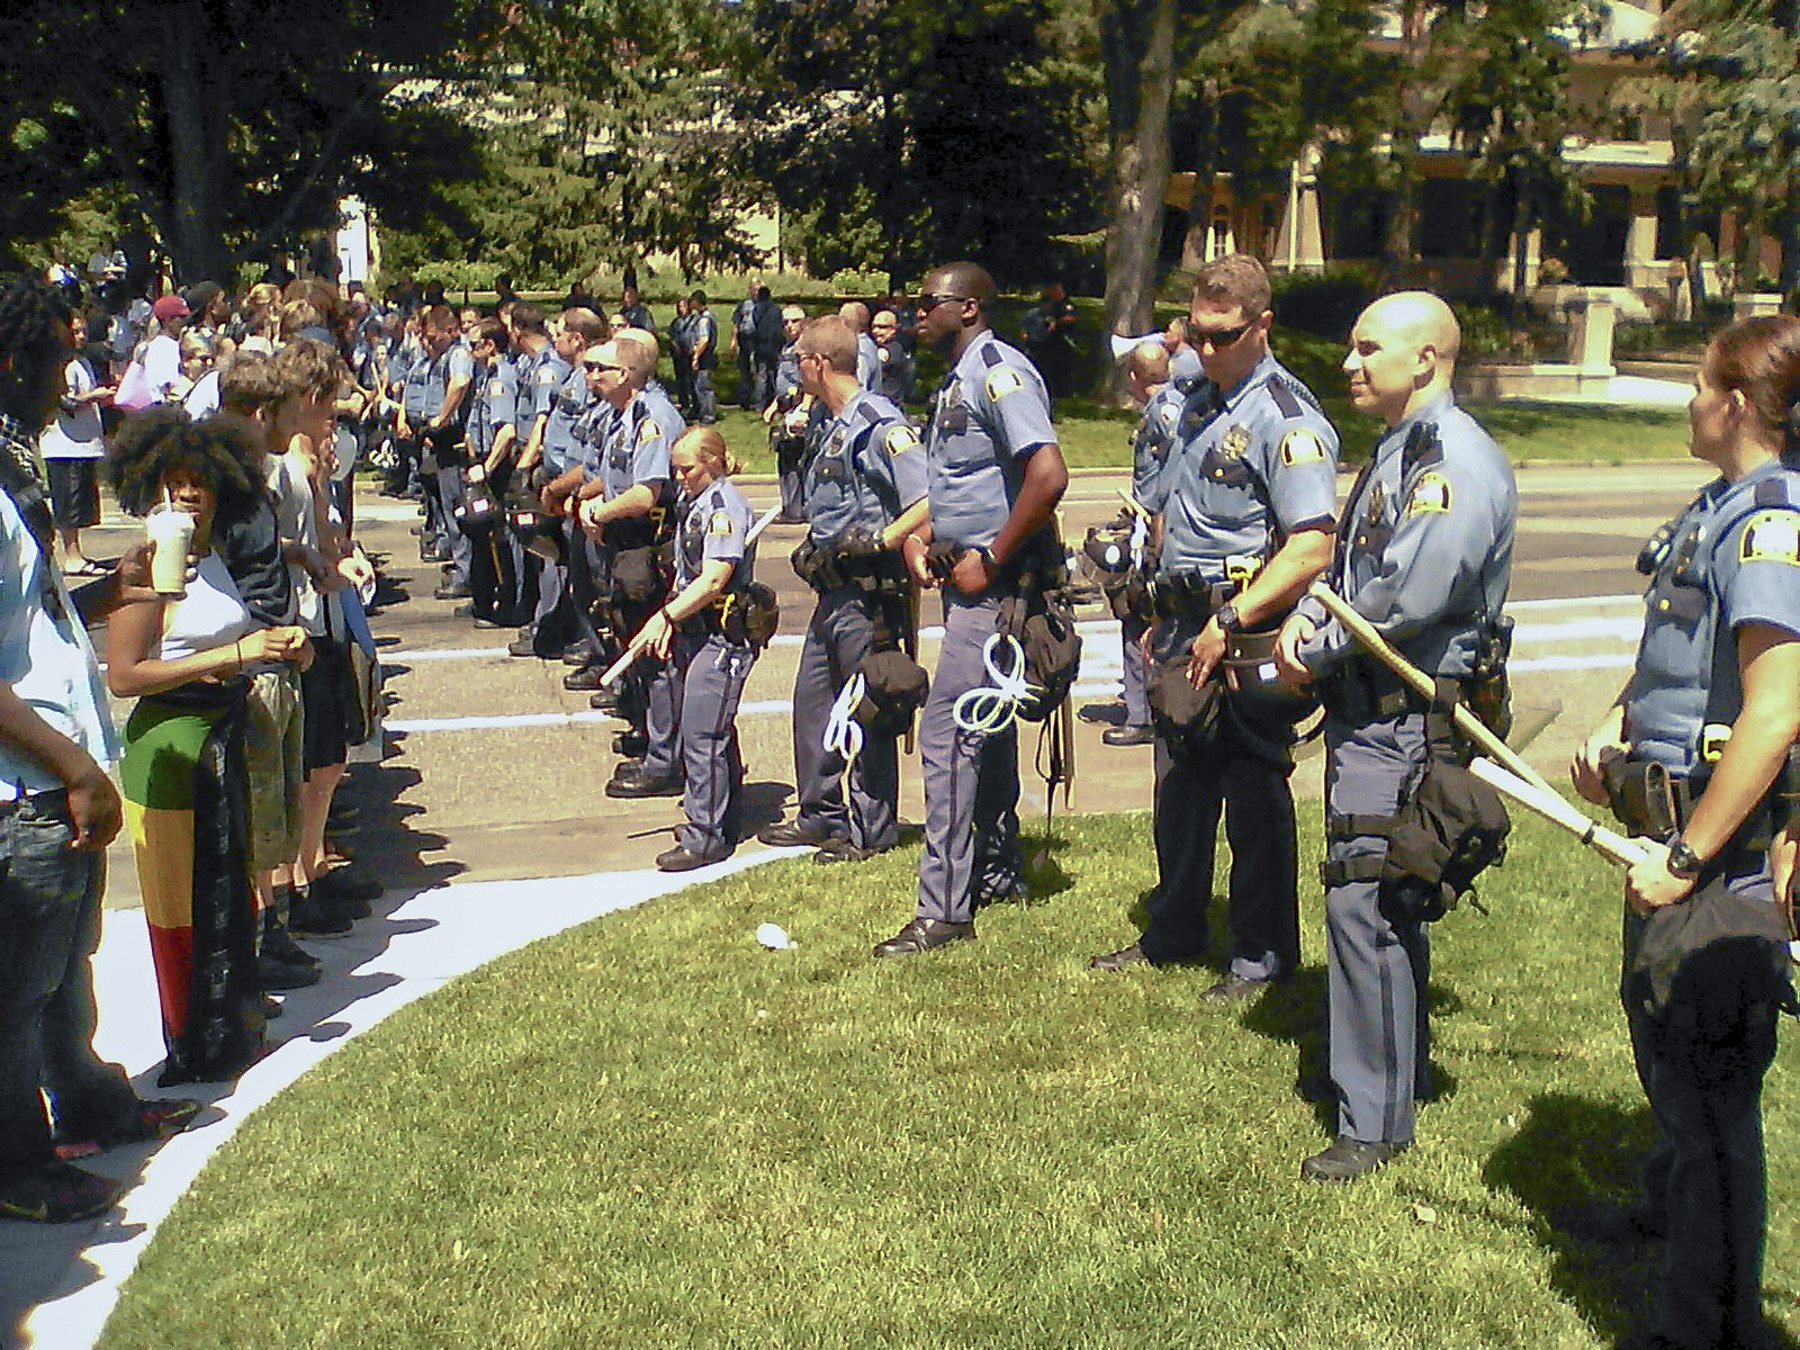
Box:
[1110,331,1164,360]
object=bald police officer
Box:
[880,262,1068,958]
[1276,291,1516,1182]
[758,315,929,864]
[1092,256,1338,1005]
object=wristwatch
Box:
[1665,837,1705,881]
[1214,602,1244,636]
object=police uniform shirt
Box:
[733,298,758,342]
[1625,460,1800,771]
[465,357,519,462]
[1170,346,1204,386]
[875,340,915,405]
[774,342,801,403]
[692,311,718,367]
[571,401,612,483]
[856,333,882,392]
[402,345,446,421]
[511,346,550,439]
[1299,390,1516,678]
[676,476,754,592]
[1130,383,1186,504]
[1143,352,1338,581]
[621,302,655,333]
[924,330,1057,552]
[543,365,590,475]
[805,389,927,546]
[640,380,687,451]
[601,393,675,504]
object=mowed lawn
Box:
[104,811,1800,1349]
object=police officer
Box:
[618,285,654,335]
[620,426,760,872]
[870,308,916,405]
[1274,291,1516,1182]
[764,305,812,523]
[395,306,472,598]
[458,317,518,626]
[687,291,718,424]
[577,331,686,795]
[1092,257,1338,1013]
[839,302,883,393]
[668,296,694,415]
[878,261,1068,958]
[731,281,761,411]
[512,309,605,660]
[1567,316,1800,1350]
[1094,340,1188,748]
[758,315,929,865]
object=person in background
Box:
[40,311,114,575]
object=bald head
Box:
[930,262,996,307]
[613,327,659,384]
[838,301,871,334]
[798,315,857,375]
[1345,290,1462,426]
[1127,340,1170,385]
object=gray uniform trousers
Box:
[790,587,900,852]
[1144,611,1299,979]
[1623,859,1780,1349]
[434,463,473,585]
[671,628,754,856]
[1322,710,1432,1145]
[915,593,1023,925]
[1120,610,1151,728]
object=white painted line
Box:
[1510,652,1635,673]
[1511,616,1642,644]
[1505,593,1641,612]
[383,646,511,662]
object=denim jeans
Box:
[0,792,136,1178]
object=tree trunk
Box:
[1101,0,1177,405]
[155,5,232,285]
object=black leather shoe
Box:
[433,582,471,601]
[471,616,504,630]
[1200,973,1273,1005]
[589,691,620,711]
[1102,724,1155,747]
[873,917,975,958]
[453,602,475,618]
[813,839,883,864]
[509,636,549,658]
[656,844,729,872]
[562,640,597,666]
[563,665,604,691]
[1300,1136,1406,1182]
[612,733,648,758]
[757,818,835,848]
[1089,943,1154,972]
[605,772,683,799]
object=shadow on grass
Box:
[1484,1091,1663,1344]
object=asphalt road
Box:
[91,457,1713,908]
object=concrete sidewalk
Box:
[1,852,790,1350]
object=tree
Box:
[0,0,508,284]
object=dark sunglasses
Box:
[582,360,624,373]
[914,293,969,312]
[1184,317,1256,350]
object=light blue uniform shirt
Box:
[804,390,927,546]
[923,330,1057,552]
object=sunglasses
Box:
[582,361,624,373]
[1184,317,1256,350]
[915,293,969,312]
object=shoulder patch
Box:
[1280,428,1327,467]
[984,366,1026,401]
[1738,509,1800,566]
[638,418,661,444]
[885,425,920,456]
[708,508,736,537]
[1405,470,1453,515]
[488,378,506,396]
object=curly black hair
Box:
[0,273,73,427]
[107,406,266,521]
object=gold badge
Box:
[1367,483,1386,521]
[984,367,1025,400]
[1280,429,1326,466]
[1739,510,1800,566]
[1220,425,1251,459]
[708,509,735,537]
[1405,471,1453,515]
[885,425,920,456]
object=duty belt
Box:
[1605,756,1789,856]
[1152,572,1233,621]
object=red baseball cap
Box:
[151,295,191,321]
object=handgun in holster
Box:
[1604,758,1681,839]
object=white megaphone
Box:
[1109,330,1165,360]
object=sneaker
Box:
[0,1161,124,1223]
[56,1097,202,1152]
[259,952,322,990]
[312,866,384,904]
[288,887,353,939]
[261,918,319,971]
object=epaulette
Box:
[1753,476,1798,508]
[1402,421,1443,475]
[1263,373,1322,418]
[856,402,883,427]
[979,343,1003,368]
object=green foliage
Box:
[102,811,1800,1348]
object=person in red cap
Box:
[143,295,190,404]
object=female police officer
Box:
[620,426,759,872]
[1570,314,1800,1350]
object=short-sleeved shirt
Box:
[676,475,754,592]
[805,389,927,546]
[773,342,802,404]
[542,364,591,474]
[0,487,116,799]
[465,357,518,462]
[1625,460,1800,770]
[1143,352,1339,580]
[923,331,1057,552]
[856,333,881,392]
[1298,391,1516,679]
[41,359,105,459]
[570,402,612,482]
[517,346,565,437]
[691,311,718,368]
[1129,383,1186,504]
[401,345,449,420]
[143,333,182,400]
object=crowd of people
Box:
[5,246,1800,1350]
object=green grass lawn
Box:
[103,811,1800,1349]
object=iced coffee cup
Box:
[145,502,195,597]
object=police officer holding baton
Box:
[1275,291,1516,1182]
[878,261,1068,959]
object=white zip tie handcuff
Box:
[822,672,867,762]
[952,633,1038,735]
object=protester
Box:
[40,311,114,574]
